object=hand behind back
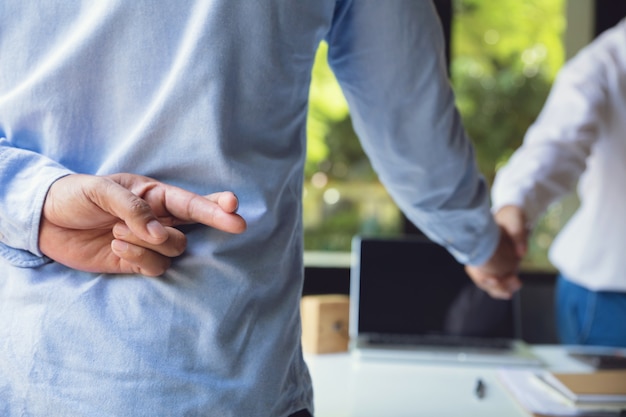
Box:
[39,173,247,277]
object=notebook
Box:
[349,235,542,366]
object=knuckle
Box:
[140,259,171,277]
[128,197,152,216]
[161,228,187,257]
[173,233,187,255]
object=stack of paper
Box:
[497,368,626,416]
[536,370,626,409]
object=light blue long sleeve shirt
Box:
[0,1,499,416]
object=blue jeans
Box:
[556,274,626,347]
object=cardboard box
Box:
[301,295,350,354]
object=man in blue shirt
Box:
[0,1,519,416]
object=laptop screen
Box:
[351,236,516,341]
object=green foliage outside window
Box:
[452,0,565,183]
[452,0,574,271]
[304,0,573,271]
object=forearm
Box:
[327,0,498,265]
[492,42,604,225]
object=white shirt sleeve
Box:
[491,33,609,226]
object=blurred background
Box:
[303,0,623,272]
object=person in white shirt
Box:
[475,19,626,347]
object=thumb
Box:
[91,177,169,244]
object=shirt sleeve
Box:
[325,0,499,265]
[490,27,611,226]
[0,137,72,267]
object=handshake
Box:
[465,205,529,299]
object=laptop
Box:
[350,235,542,366]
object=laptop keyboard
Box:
[366,333,513,350]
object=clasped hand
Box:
[464,205,528,299]
[39,173,247,277]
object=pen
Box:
[475,378,486,399]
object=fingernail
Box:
[147,220,166,239]
[113,223,130,238]
[111,240,129,252]
[233,193,240,212]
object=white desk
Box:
[305,346,593,417]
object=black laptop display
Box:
[350,235,542,366]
